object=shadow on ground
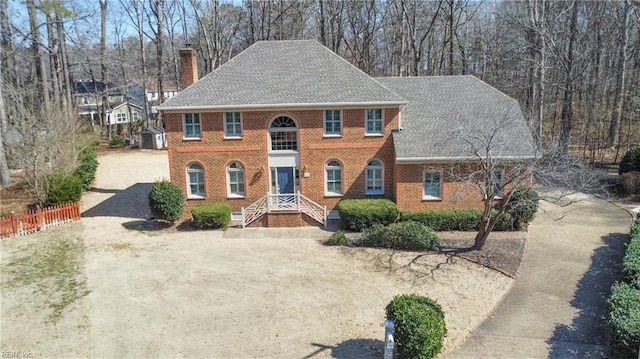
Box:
[548,232,629,358]
[82,183,153,219]
[303,339,384,358]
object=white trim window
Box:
[227,162,246,197]
[423,170,443,199]
[365,159,384,195]
[187,163,205,198]
[324,110,342,136]
[183,113,202,139]
[325,160,343,196]
[269,116,298,151]
[224,112,243,138]
[132,112,139,122]
[365,109,383,135]
[116,113,128,123]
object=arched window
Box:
[186,163,205,198]
[325,160,343,195]
[365,159,384,195]
[269,116,298,151]
[227,162,246,197]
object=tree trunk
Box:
[607,0,630,149]
[0,55,11,185]
[559,0,578,156]
[99,0,110,141]
[154,0,165,127]
[26,0,50,112]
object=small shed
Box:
[139,127,167,150]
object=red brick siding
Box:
[165,108,399,219]
[394,163,527,212]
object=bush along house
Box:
[157,40,536,227]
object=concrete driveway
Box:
[449,196,633,358]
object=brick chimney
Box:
[179,48,198,89]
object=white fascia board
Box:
[395,155,537,164]
[157,101,408,113]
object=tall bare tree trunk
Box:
[0,52,10,185]
[608,0,630,150]
[154,0,165,127]
[99,0,110,141]
[559,1,578,156]
[26,0,50,112]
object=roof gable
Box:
[159,40,405,111]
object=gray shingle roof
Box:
[158,40,406,110]
[376,76,536,161]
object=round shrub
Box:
[74,146,99,191]
[337,199,399,231]
[45,172,83,206]
[359,222,439,250]
[110,135,127,147]
[327,230,350,246]
[192,203,231,229]
[620,147,640,174]
[148,180,185,223]
[504,185,540,225]
[386,294,447,359]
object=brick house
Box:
[158,40,535,227]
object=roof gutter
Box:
[157,100,409,112]
[395,155,538,164]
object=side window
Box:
[324,110,342,136]
[227,162,246,197]
[187,163,205,198]
[365,159,384,195]
[224,112,243,138]
[183,113,202,139]
[365,109,383,135]
[325,160,343,195]
[423,170,443,199]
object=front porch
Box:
[240,192,327,228]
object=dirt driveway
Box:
[1,150,512,358]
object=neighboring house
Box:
[158,40,536,227]
[146,80,179,114]
[107,102,144,126]
[74,80,125,125]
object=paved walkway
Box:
[449,196,633,358]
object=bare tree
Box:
[608,0,631,152]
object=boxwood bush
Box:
[400,209,512,231]
[74,146,99,191]
[622,221,640,286]
[607,282,640,358]
[503,185,540,226]
[337,199,399,231]
[148,180,185,223]
[619,147,640,174]
[359,222,439,250]
[386,294,447,359]
[192,203,231,229]
[45,172,83,206]
[326,230,350,246]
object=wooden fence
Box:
[0,203,81,238]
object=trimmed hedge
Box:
[623,220,640,286]
[337,199,399,231]
[74,146,99,191]
[619,147,640,174]
[148,180,185,223]
[327,230,350,246]
[359,222,439,250]
[608,282,640,358]
[607,219,640,358]
[45,173,83,206]
[192,203,231,229]
[386,294,447,359]
[400,209,512,231]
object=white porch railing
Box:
[241,192,327,228]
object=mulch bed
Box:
[437,234,527,278]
